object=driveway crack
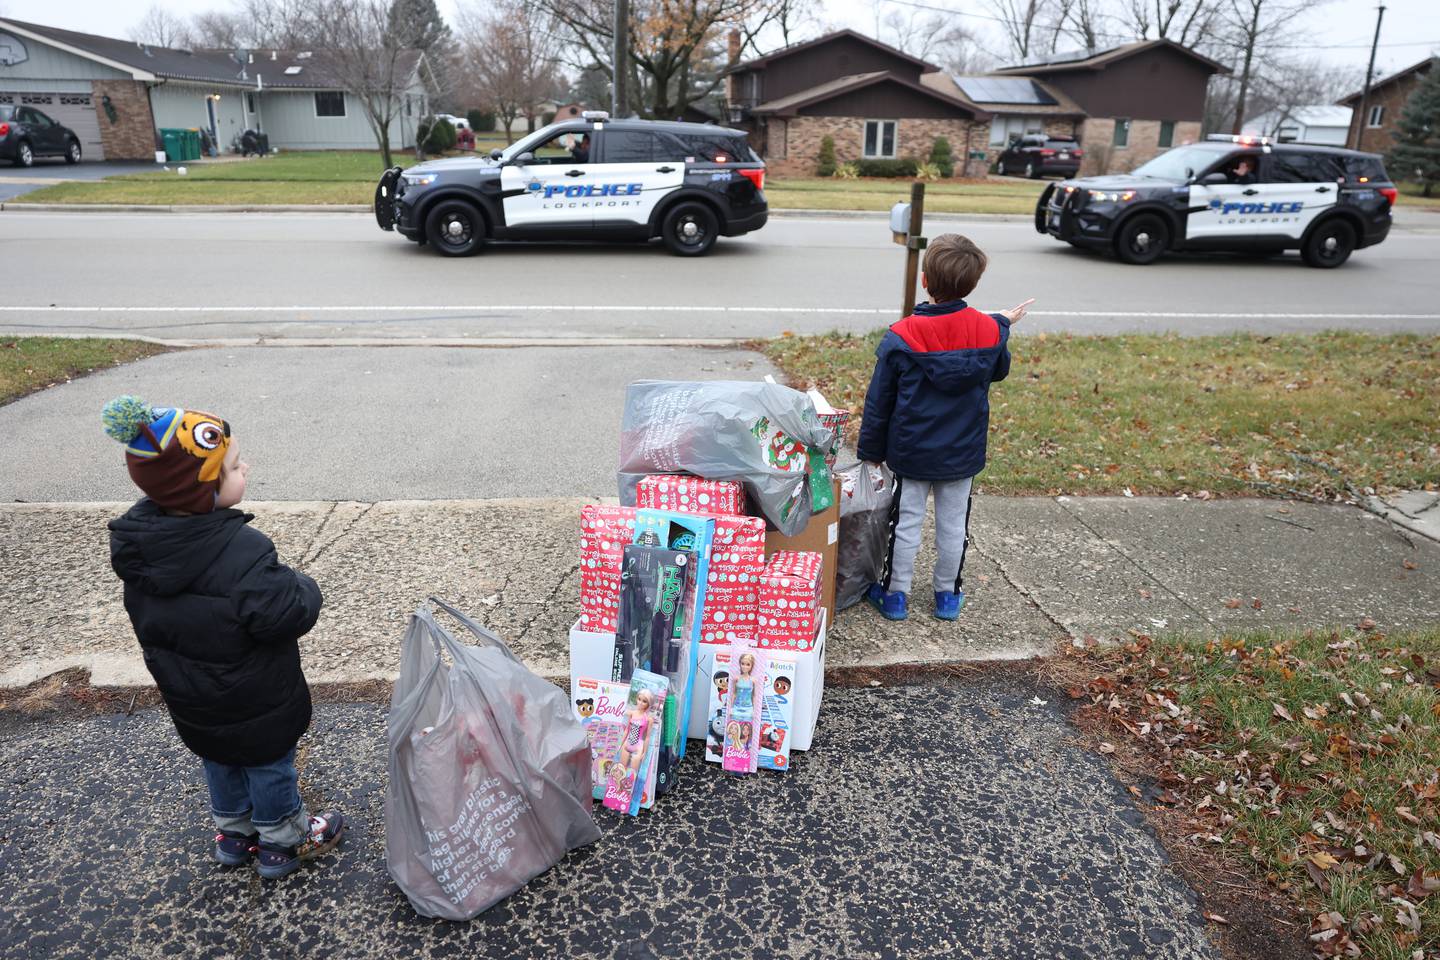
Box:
[301,502,376,570]
[968,537,1072,639]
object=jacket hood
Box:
[109,499,251,596]
[881,301,1010,395]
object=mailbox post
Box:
[890,182,926,318]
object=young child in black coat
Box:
[103,396,346,880]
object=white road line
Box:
[1,305,1438,320]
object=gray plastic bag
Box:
[836,462,895,610]
[385,598,600,921]
[617,380,835,536]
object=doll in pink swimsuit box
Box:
[602,669,668,816]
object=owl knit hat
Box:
[101,396,233,514]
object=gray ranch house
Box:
[0,17,433,161]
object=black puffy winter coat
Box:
[109,499,322,766]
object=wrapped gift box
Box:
[756,550,824,650]
[635,475,746,516]
[700,515,766,644]
[579,504,637,633]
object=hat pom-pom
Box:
[102,395,155,443]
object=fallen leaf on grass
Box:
[1395,806,1422,825]
[1251,597,1263,610]
[1099,742,1116,754]
[1358,617,1377,631]
[1405,870,1440,900]
[1310,851,1341,870]
[1203,912,1230,925]
[1272,702,1296,722]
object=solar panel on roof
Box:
[954,76,1057,105]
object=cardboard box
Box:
[570,608,826,753]
[765,477,840,627]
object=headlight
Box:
[1087,189,1135,203]
[402,172,438,186]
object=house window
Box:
[1367,105,1384,128]
[863,120,896,159]
[1158,120,1174,148]
[989,115,1037,146]
[1112,118,1130,147]
[315,91,346,117]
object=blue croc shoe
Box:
[866,583,909,621]
[934,590,966,621]
[213,830,258,867]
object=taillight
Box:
[1040,149,1055,156]
[738,167,764,191]
[1378,186,1398,206]
[0,123,9,138]
[1073,148,1083,157]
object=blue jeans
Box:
[201,749,310,847]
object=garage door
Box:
[0,91,105,161]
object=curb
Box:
[1366,495,1440,545]
[0,333,748,349]
[1,202,373,213]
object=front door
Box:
[589,128,686,228]
[1185,152,1265,242]
[499,128,596,231]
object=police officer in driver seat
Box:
[570,133,590,164]
[1227,157,1258,184]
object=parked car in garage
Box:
[996,134,1082,179]
[0,104,82,166]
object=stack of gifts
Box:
[756,550,825,651]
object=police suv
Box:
[374,112,768,257]
[1035,136,1396,267]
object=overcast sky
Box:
[1,0,1435,80]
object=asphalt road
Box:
[2,210,1438,340]
[0,679,1220,960]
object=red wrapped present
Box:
[635,475,746,516]
[699,515,766,643]
[756,550,824,650]
[579,504,637,633]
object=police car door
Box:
[588,128,686,229]
[499,128,595,231]
[1254,151,1340,240]
[1185,151,1263,242]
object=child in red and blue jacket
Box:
[857,233,1032,621]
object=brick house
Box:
[1337,57,1435,154]
[985,39,1228,175]
[0,17,433,161]
[727,30,1227,177]
[726,30,989,177]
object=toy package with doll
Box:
[572,676,632,801]
[721,644,768,776]
[757,654,797,771]
[602,669,668,816]
[703,648,734,764]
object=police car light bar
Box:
[582,110,610,121]
[1206,134,1271,146]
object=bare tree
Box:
[1219,0,1328,134]
[129,5,192,48]
[307,0,423,168]
[536,0,787,119]
[241,0,324,48]
[188,10,250,48]
[456,0,562,140]
[985,0,1054,62]
[1151,0,1222,45]
[1242,58,1359,133]
[880,9,989,69]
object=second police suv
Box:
[1035,135,1397,268]
[374,112,767,257]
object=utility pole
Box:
[612,0,630,117]
[1353,3,1386,151]
[899,182,926,318]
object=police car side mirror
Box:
[1199,171,1228,185]
[509,151,535,167]
[489,148,503,161]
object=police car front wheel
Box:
[1114,214,1170,266]
[425,200,484,257]
[1301,218,1356,269]
[661,202,720,257]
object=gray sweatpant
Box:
[881,476,974,596]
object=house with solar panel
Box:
[725,30,1228,178]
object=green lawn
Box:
[1398,182,1440,211]
[1063,626,1440,960]
[1,338,169,405]
[762,331,1440,499]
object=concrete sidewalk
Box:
[3,495,1435,689]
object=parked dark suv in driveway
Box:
[0,105,82,167]
[996,135,1082,179]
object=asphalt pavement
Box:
[2,210,1438,340]
[0,161,165,201]
[0,679,1220,960]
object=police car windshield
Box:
[1130,144,1228,181]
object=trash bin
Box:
[159,128,187,163]
[183,129,202,161]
